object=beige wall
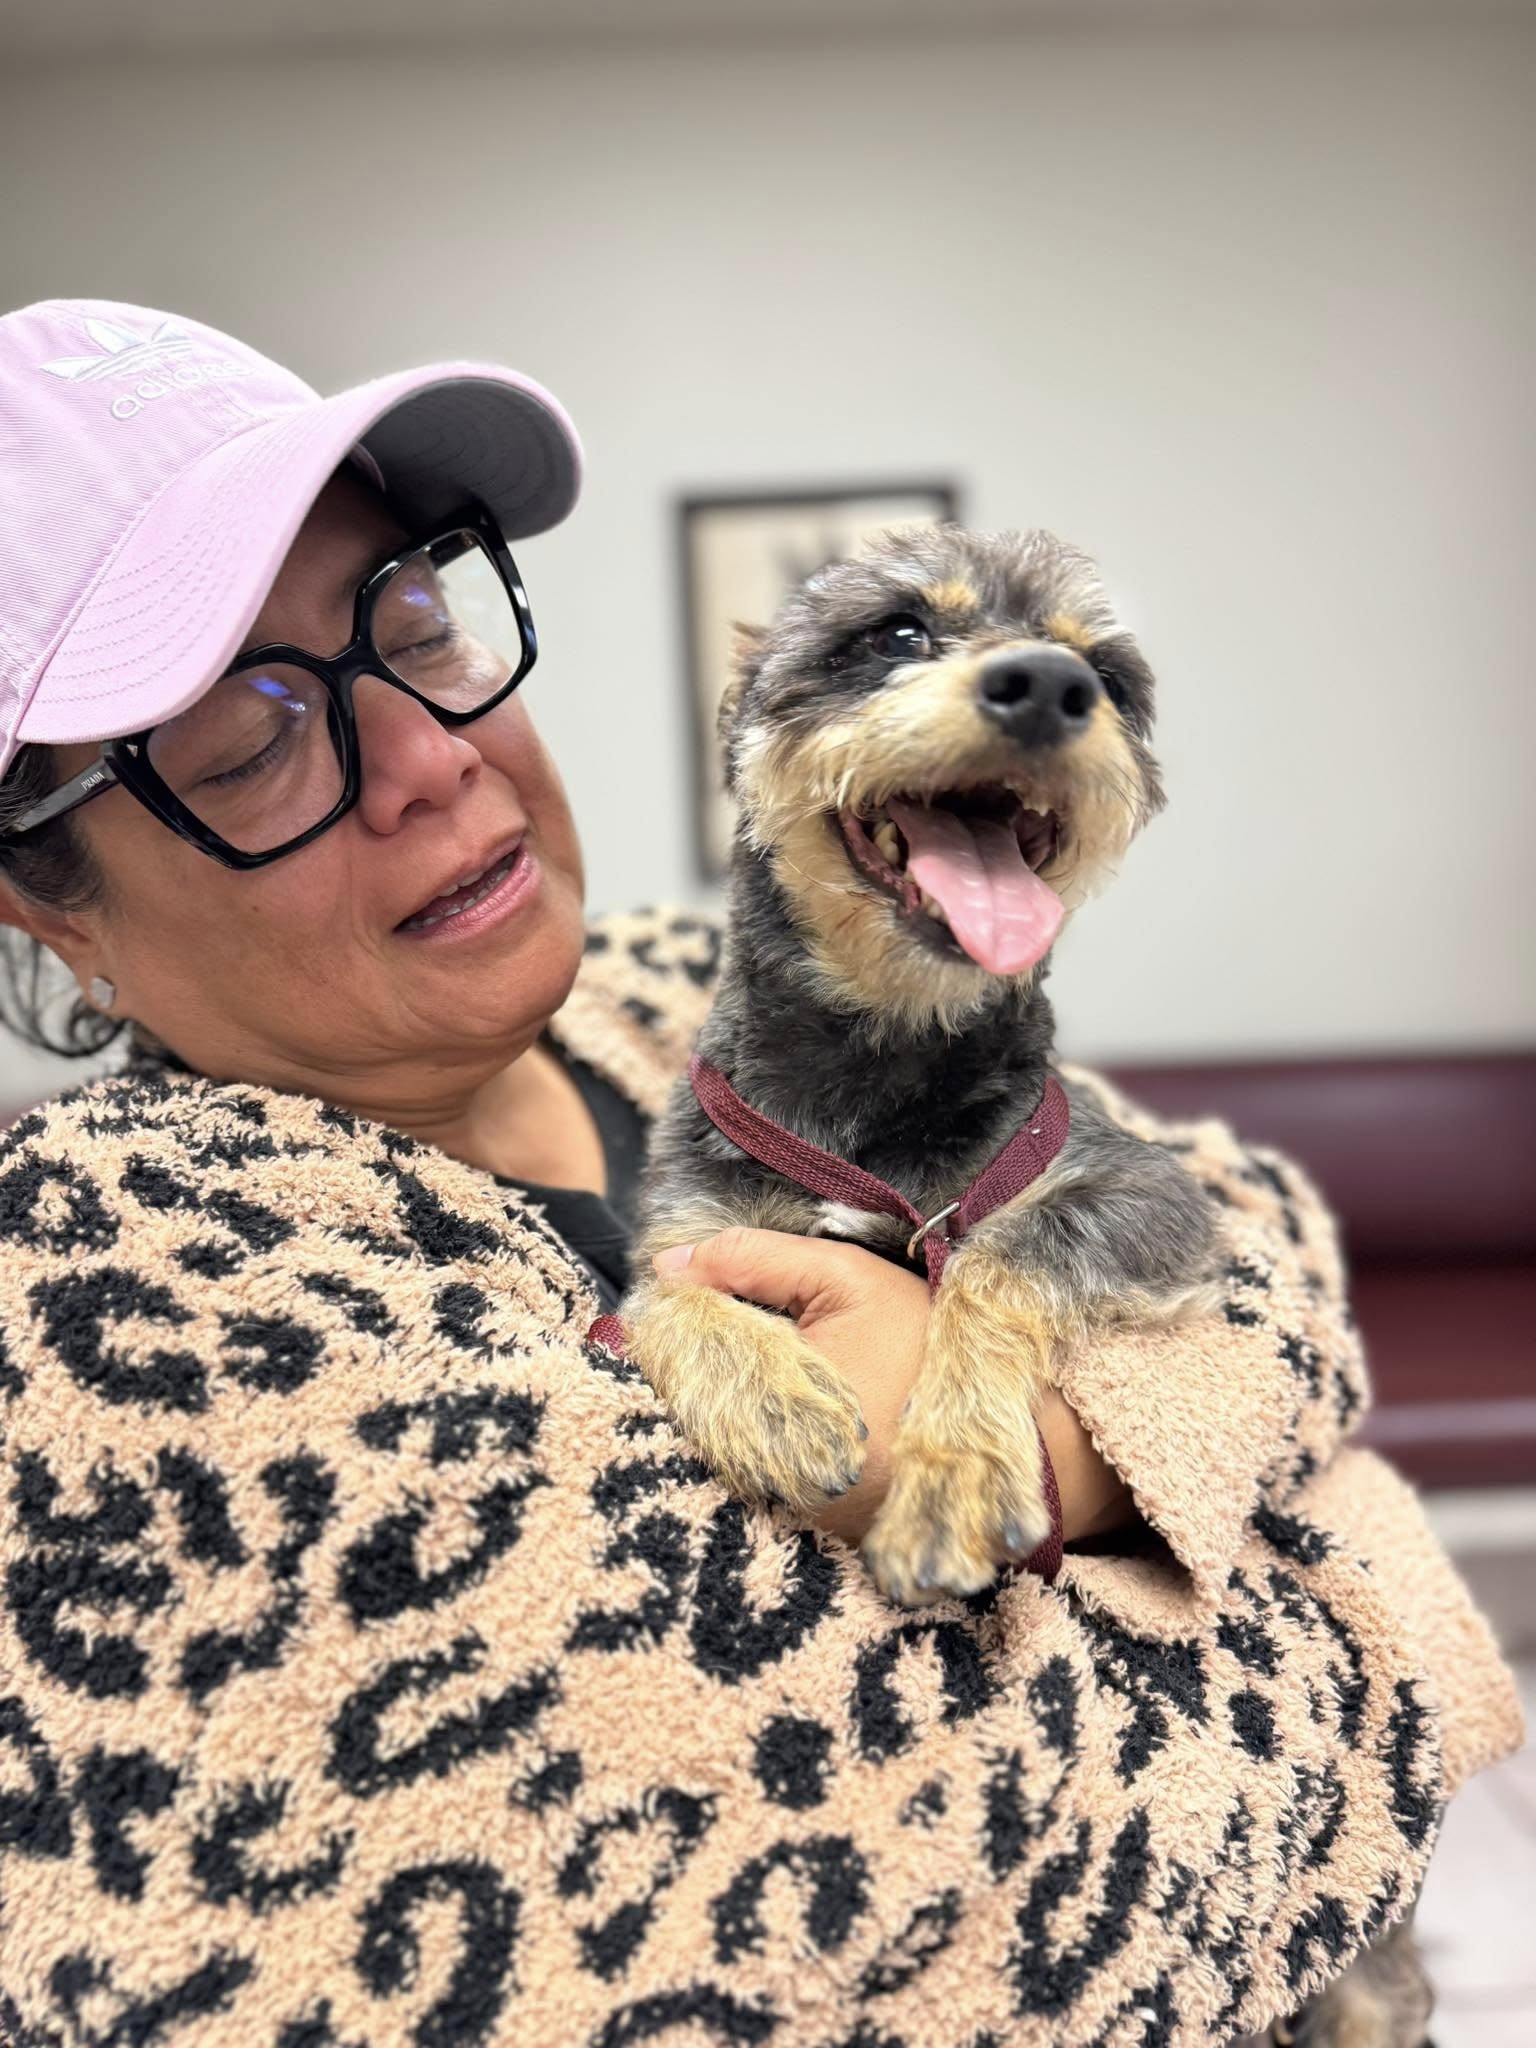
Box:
[1,17,1532,1104]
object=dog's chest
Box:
[807,1200,899,1247]
[797,1131,1022,1255]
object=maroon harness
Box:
[589,1058,1072,1583]
[688,1054,1072,1292]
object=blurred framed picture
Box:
[679,481,960,880]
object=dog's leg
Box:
[623,1274,868,1512]
[861,1249,1064,1605]
[863,1090,1219,1605]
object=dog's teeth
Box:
[922,895,945,921]
[873,823,900,865]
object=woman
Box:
[0,298,1518,2048]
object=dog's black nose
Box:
[977,647,1102,745]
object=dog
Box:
[625,521,1215,1601]
[618,522,1433,2048]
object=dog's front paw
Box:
[714,1346,868,1513]
[862,1434,1052,1606]
[626,1283,867,1512]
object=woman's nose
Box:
[351,671,480,831]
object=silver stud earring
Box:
[88,976,116,1012]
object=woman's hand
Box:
[652,1230,1133,1552]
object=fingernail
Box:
[653,1244,695,1274]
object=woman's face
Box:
[55,470,587,1101]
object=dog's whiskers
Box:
[774,851,851,898]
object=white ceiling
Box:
[0,0,1521,59]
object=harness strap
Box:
[688,1054,1070,1290]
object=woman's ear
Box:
[0,870,41,941]
[0,871,107,1000]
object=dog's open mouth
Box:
[838,787,1066,975]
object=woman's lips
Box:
[395,840,537,942]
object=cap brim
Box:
[18,360,581,748]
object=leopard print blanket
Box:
[0,910,1520,2047]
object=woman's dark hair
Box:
[0,743,122,1057]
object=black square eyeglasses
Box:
[5,501,537,870]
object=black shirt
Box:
[493,1043,648,1314]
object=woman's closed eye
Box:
[149,668,316,797]
[376,562,462,670]
[202,724,293,787]
[383,619,461,670]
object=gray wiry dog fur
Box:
[626,523,1216,1602]
[620,524,1432,2048]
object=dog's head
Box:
[722,524,1163,1031]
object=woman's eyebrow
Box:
[332,539,403,614]
[232,541,406,664]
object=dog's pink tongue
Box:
[888,798,1065,975]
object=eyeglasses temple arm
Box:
[6,756,121,837]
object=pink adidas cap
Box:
[0,298,583,778]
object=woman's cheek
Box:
[503,709,584,888]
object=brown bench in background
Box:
[1109,1053,1536,1489]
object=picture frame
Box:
[678,481,961,880]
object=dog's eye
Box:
[864,615,934,664]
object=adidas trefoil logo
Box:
[43,316,195,383]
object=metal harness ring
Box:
[905,1199,961,1263]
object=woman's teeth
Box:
[401,852,517,931]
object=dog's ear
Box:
[716,622,766,746]
[1088,631,1157,742]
